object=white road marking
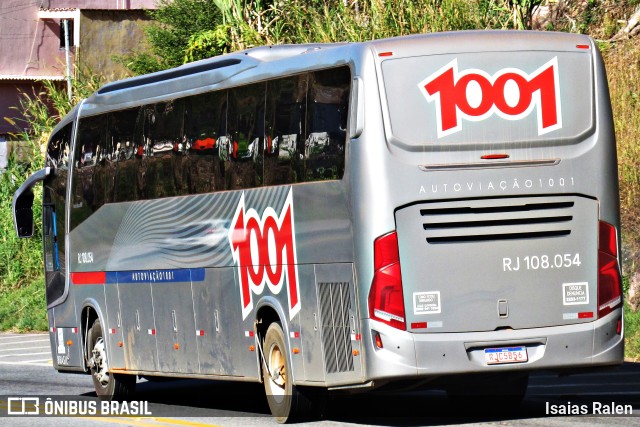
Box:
[0,346,50,352]
[0,360,52,366]
[0,335,47,341]
[0,351,51,358]
[0,339,50,344]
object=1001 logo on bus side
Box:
[228,189,301,321]
[419,57,562,138]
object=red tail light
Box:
[369,232,406,330]
[598,221,622,318]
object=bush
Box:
[0,72,102,330]
[602,39,640,275]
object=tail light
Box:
[598,221,622,318]
[368,231,406,330]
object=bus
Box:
[12,30,623,422]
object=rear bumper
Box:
[362,307,623,383]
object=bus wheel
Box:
[262,322,324,423]
[88,318,135,400]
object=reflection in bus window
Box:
[185,91,227,194]
[305,67,350,181]
[140,101,184,199]
[265,75,307,186]
[111,107,139,203]
[227,83,265,190]
[71,115,105,229]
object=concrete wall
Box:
[78,9,152,79]
[0,81,50,135]
[0,0,74,78]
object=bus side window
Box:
[93,115,116,211]
[226,83,265,190]
[185,91,226,194]
[138,101,178,199]
[140,101,183,199]
[111,107,139,202]
[305,67,350,181]
[71,115,106,230]
[264,75,307,186]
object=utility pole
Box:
[62,19,73,101]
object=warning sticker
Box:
[413,291,441,315]
[57,328,65,355]
[563,282,589,305]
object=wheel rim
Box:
[267,342,286,398]
[91,337,110,387]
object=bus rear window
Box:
[381,51,594,149]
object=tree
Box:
[121,0,224,74]
[509,0,543,30]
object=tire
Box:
[87,318,136,400]
[262,322,325,423]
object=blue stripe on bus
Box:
[103,268,205,284]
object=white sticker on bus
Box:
[563,282,589,305]
[413,291,441,315]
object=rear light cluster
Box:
[598,221,623,319]
[368,232,406,330]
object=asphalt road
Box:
[0,332,638,426]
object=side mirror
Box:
[12,167,49,238]
[14,191,35,238]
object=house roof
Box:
[42,1,159,10]
[0,75,66,81]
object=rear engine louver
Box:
[318,281,354,374]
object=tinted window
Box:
[139,100,184,199]
[185,91,227,194]
[305,67,350,181]
[111,107,140,202]
[226,84,265,189]
[264,75,308,186]
[66,66,351,223]
[71,115,106,229]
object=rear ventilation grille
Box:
[420,200,575,244]
[318,281,354,374]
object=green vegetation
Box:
[2,1,640,359]
[624,276,640,360]
[606,38,640,360]
[1,73,103,331]
[120,0,225,74]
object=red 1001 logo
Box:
[229,189,301,321]
[418,57,562,138]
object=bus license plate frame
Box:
[484,346,528,365]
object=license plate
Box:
[484,346,528,365]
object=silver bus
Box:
[13,31,623,422]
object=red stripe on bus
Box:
[71,272,106,285]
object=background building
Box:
[0,0,159,155]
